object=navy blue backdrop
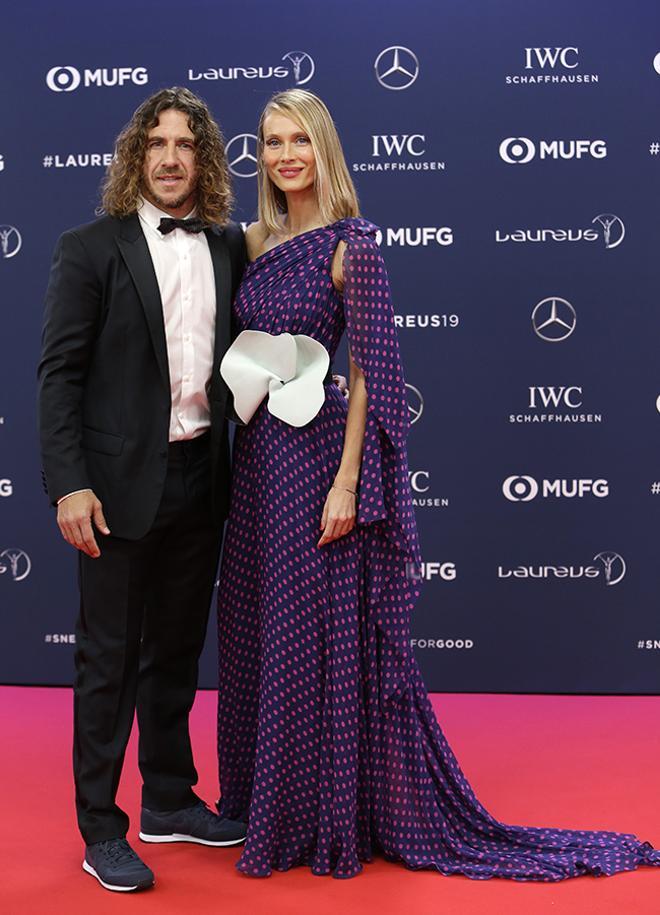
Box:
[2,0,660,692]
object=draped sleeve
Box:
[336,217,422,707]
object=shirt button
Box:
[184,333,191,343]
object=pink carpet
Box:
[2,687,658,914]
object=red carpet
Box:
[2,687,658,915]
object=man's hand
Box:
[333,373,349,400]
[56,491,110,558]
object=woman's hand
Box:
[332,373,349,400]
[317,485,357,547]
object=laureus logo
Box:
[0,225,21,259]
[593,552,626,586]
[495,213,624,249]
[188,51,314,85]
[498,552,626,586]
[281,51,315,85]
[591,214,625,249]
[0,549,31,582]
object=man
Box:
[38,87,247,893]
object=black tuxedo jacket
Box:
[38,212,246,540]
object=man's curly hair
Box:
[101,87,233,225]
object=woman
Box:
[216,88,659,880]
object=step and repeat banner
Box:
[2,0,660,692]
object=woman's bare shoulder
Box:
[245,221,269,263]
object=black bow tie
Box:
[158,216,208,235]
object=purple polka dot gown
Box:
[216,217,659,880]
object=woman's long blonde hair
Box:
[257,89,359,236]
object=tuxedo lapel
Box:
[205,226,232,399]
[116,214,169,390]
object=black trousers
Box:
[73,435,222,844]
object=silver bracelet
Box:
[332,485,357,496]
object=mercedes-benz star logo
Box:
[0,225,22,259]
[531,296,576,342]
[226,134,258,178]
[374,46,419,90]
[406,383,424,424]
[282,51,315,85]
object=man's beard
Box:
[144,175,197,212]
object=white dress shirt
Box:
[58,197,217,504]
[137,196,217,442]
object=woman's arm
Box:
[318,242,368,547]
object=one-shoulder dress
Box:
[216,217,659,880]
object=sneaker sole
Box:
[139,831,246,847]
[82,859,154,892]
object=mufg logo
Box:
[500,137,607,163]
[46,66,149,92]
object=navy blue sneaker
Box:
[83,838,155,892]
[139,800,247,847]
